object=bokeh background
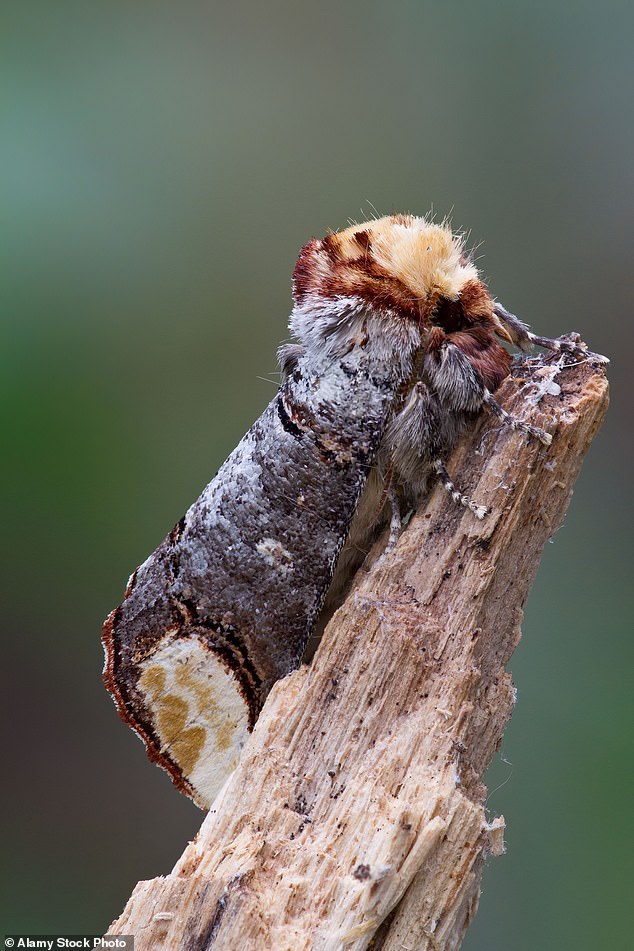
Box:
[3,1,632,948]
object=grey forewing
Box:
[108,349,401,726]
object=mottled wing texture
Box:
[102,351,397,809]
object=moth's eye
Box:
[431,297,466,333]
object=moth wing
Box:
[103,363,390,808]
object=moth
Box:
[102,214,605,809]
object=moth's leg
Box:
[372,460,395,522]
[371,482,404,568]
[384,483,403,553]
[428,339,551,449]
[483,389,553,445]
[524,332,609,363]
[491,302,532,350]
[432,458,488,520]
[493,303,609,363]
[371,462,403,556]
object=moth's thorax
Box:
[293,215,478,313]
[289,215,511,378]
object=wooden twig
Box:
[107,353,608,950]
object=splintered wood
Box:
[107,354,608,950]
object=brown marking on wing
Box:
[102,612,197,799]
[102,603,260,804]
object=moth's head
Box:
[291,215,511,352]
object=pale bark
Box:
[107,351,608,951]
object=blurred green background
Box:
[2,1,632,947]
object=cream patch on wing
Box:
[137,635,249,810]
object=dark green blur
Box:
[2,2,632,947]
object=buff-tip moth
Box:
[102,214,607,809]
